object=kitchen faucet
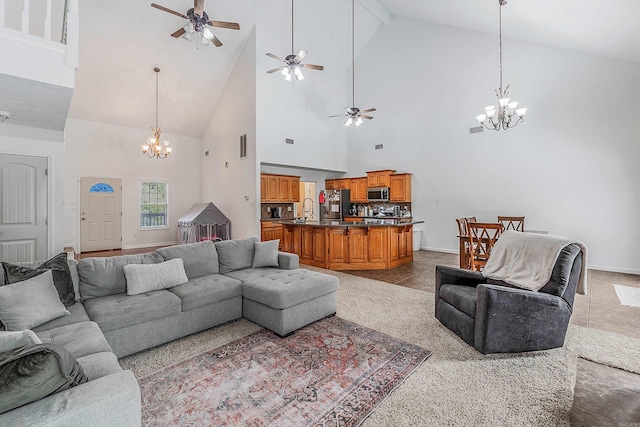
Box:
[302,197,314,219]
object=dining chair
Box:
[498,216,525,232]
[467,222,504,271]
[456,217,477,269]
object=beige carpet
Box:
[120,268,640,426]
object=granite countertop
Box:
[278,219,424,227]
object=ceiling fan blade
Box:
[209,21,240,30]
[266,52,286,62]
[360,115,374,120]
[171,28,186,38]
[194,0,204,17]
[294,49,308,62]
[267,66,286,74]
[212,35,223,47]
[361,108,377,113]
[329,114,347,118]
[301,63,324,71]
[151,3,188,19]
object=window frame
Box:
[139,180,170,231]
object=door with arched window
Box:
[80,177,122,253]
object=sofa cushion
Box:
[439,284,477,319]
[0,270,70,330]
[0,343,88,415]
[226,268,339,310]
[0,330,41,353]
[76,352,122,381]
[252,240,280,268]
[123,259,188,296]
[83,291,182,333]
[32,303,91,333]
[156,241,219,278]
[36,321,112,359]
[78,253,164,300]
[167,274,243,312]
[215,237,258,273]
[2,253,76,307]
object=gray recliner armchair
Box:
[435,243,583,354]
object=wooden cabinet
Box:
[301,226,313,260]
[390,225,413,263]
[348,227,368,265]
[390,174,412,202]
[312,227,326,263]
[350,177,368,202]
[265,175,279,202]
[367,170,396,188]
[261,221,283,250]
[261,173,301,202]
[290,177,300,202]
[278,176,291,201]
[260,176,267,202]
[325,178,350,190]
[367,227,387,265]
[328,228,348,264]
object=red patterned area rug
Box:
[139,316,431,426]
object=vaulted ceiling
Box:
[55,0,640,137]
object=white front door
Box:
[0,154,48,262]
[80,177,122,252]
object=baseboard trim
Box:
[123,241,178,250]
[421,246,458,254]
[588,264,640,275]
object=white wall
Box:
[64,118,201,251]
[347,17,640,273]
[200,28,258,240]
[0,124,65,257]
[255,0,381,172]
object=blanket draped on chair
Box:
[482,231,588,294]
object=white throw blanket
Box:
[482,231,588,295]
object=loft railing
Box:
[0,0,79,68]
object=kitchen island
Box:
[278,219,423,271]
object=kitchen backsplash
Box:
[260,203,296,220]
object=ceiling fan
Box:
[151,0,240,47]
[266,0,324,81]
[330,0,375,126]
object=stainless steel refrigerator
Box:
[320,189,351,220]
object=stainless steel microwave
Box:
[367,187,390,202]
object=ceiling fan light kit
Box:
[266,0,324,82]
[141,67,172,159]
[476,0,527,131]
[151,0,240,49]
[330,0,376,127]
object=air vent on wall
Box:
[375,144,384,150]
[286,138,294,144]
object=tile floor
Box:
[78,247,640,425]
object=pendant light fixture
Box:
[476,0,527,131]
[330,0,375,126]
[265,0,324,82]
[141,67,172,159]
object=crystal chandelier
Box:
[142,67,172,159]
[476,0,527,131]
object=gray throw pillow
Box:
[156,241,219,278]
[0,343,88,414]
[252,240,280,268]
[2,253,76,307]
[215,237,258,273]
[123,258,189,296]
[0,270,70,331]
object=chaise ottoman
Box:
[224,268,339,336]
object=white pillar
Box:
[44,0,52,40]
[65,0,79,69]
[21,0,29,33]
